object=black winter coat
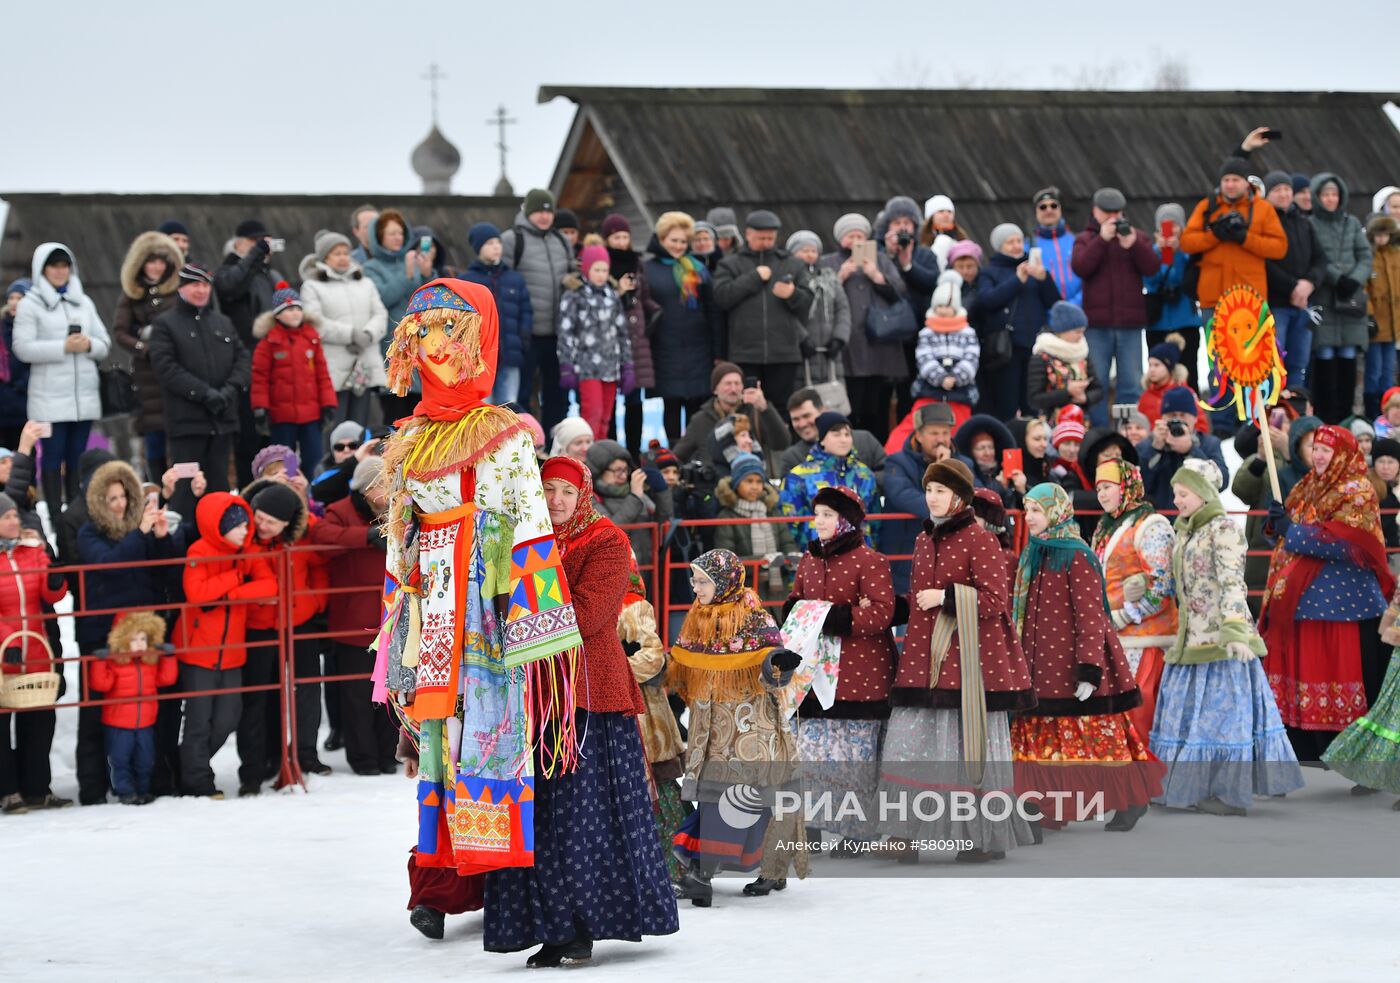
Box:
[0,313,30,432]
[213,244,282,349]
[645,245,723,400]
[973,253,1063,349]
[147,298,251,437]
[1265,205,1329,310]
[713,245,813,365]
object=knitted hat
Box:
[548,417,593,457]
[710,361,743,391]
[1373,437,1400,463]
[1383,386,1400,411]
[1092,188,1126,211]
[1349,417,1377,441]
[5,279,30,297]
[814,484,866,526]
[350,456,384,493]
[468,222,501,254]
[252,444,296,478]
[930,270,964,312]
[1148,337,1182,371]
[729,453,766,487]
[745,209,781,231]
[0,492,16,516]
[330,420,363,448]
[833,213,872,243]
[218,502,249,536]
[1032,186,1061,206]
[1048,300,1088,334]
[706,207,739,240]
[914,402,956,429]
[816,411,851,442]
[579,244,609,273]
[971,486,1008,530]
[552,208,578,231]
[522,188,554,215]
[651,446,680,470]
[1263,170,1293,194]
[946,240,983,265]
[1290,173,1311,194]
[235,218,269,239]
[989,223,1022,253]
[785,230,822,255]
[1154,203,1186,231]
[585,439,631,480]
[601,214,630,238]
[1219,157,1251,180]
[1160,386,1199,418]
[691,221,719,243]
[1170,458,1222,504]
[924,194,955,219]
[250,482,301,524]
[1051,418,1086,447]
[922,458,973,504]
[178,262,213,285]
[1126,410,1150,431]
[157,219,189,237]
[271,281,300,316]
[314,229,352,262]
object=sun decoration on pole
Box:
[1202,283,1284,420]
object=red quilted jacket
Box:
[250,311,337,424]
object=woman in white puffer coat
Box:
[297,230,387,427]
[12,242,111,508]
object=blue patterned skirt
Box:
[483,710,680,952]
[1150,658,1304,810]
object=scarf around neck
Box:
[671,548,782,701]
[661,252,707,309]
[1091,460,1153,554]
[541,456,603,550]
[1031,331,1090,364]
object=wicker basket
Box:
[0,630,61,709]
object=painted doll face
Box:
[416,316,460,387]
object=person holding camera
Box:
[1072,188,1161,427]
[672,362,790,470]
[1181,159,1287,313]
[1304,173,1374,424]
[1135,386,1228,510]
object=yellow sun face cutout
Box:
[1208,284,1279,388]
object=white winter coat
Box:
[298,255,389,390]
[12,242,111,422]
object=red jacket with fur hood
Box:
[250,309,337,424]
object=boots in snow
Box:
[23,793,73,810]
[1105,804,1149,831]
[323,728,344,752]
[673,865,714,907]
[558,937,593,966]
[410,905,445,941]
[1,793,29,814]
[742,877,787,897]
[1194,796,1246,816]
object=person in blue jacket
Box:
[1135,386,1228,510]
[459,223,533,405]
[1142,203,1202,388]
[1029,187,1082,307]
[972,223,1062,418]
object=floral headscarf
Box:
[1012,482,1108,632]
[670,548,783,701]
[1090,459,1153,554]
[689,548,747,606]
[540,455,602,549]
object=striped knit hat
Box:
[1051,418,1086,448]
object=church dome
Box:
[411,126,461,193]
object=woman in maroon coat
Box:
[1011,482,1162,833]
[784,485,896,846]
[878,460,1036,863]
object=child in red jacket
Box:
[175,492,278,798]
[251,284,337,472]
[89,611,177,805]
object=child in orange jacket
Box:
[88,611,177,804]
[251,284,337,472]
[175,492,278,798]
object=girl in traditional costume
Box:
[1151,459,1302,815]
[1261,424,1396,761]
[1011,482,1161,833]
[376,280,674,966]
[878,459,1037,862]
[669,548,802,906]
[1091,459,1177,746]
[1324,580,1400,804]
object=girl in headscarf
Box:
[878,459,1036,863]
[1012,483,1161,833]
[483,455,678,966]
[1261,424,1396,761]
[1092,459,1178,746]
[669,548,802,906]
[1154,460,1302,814]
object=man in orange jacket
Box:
[176,492,278,798]
[1181,157,1288,312]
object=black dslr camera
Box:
[1166,420,1190,438]
[1114,218,1132,237]
[895,230,914,248]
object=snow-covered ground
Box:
[4,708,1398,981]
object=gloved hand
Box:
[1225,641,1256,662]
[1121,573,1148,603]
[249,237,271,260]
[1074,681,1095,701]
[620,364,638,395]
[253,408,270,436]
[321,406,336,427]
[558,363,579,389]
[770,649,802,673]
[205,389,229,416]
[822,603,854,637]
[1336,275,1362,298]
[642,467,668,493]
[826,338,846,361]
[1210,215,1248,244]
[366,525,387,551]
[799,338,818,360]
[1267,500,1290,536]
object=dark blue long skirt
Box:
[483,710,680,952]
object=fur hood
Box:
[239,477,309,544]
[252,307,322,340]
[120,231,184,300]
[107,610,168,653]
[84,461,145,540]
[297,252,365,284]
[715,475,779,511]
[562,271,624,293]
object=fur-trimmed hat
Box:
[922,458,974,505]
[813,484,866,527]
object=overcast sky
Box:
[3,0,1396,197]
